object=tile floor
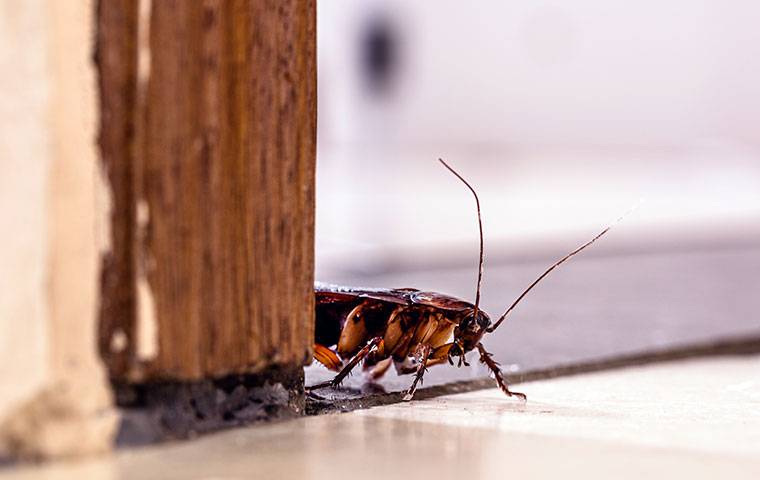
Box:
[3,355,759,480]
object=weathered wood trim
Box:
[97,0,316,382]
[96,0,140,379]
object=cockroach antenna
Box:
[487,200,643,333]
[438,158,484,319]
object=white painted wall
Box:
[0,0,51,418]
[0,0,117,459]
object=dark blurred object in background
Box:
[361,14,400,96]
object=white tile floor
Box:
[4,356,760,480]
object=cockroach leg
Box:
[367,357,393,380]
[457,347,471,368]
[403,344,432,401]
[313,344,342,371]
[441,341,469,367]
[388,328,415,359]
[476,343,526,401]
[430,342,453,360]
[307,336,384,391]
[337,303,370,355]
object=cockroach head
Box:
[453,309,491,356]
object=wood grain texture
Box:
[95,0,139,377]
[97,0,316,381]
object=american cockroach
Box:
[310,159,628,401]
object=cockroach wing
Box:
[358,289,418,305]
[314,290,361,305]
[409,291,475,313]
[314,282,417,306]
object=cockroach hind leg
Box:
[305,378,336,392]
[313,344,342,372]
[366,357,392,380]
[308,336,384,392]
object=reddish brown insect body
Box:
[309,159,626,401]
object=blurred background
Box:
[310,0,760,383]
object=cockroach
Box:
[309,159,629,401]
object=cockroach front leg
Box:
[403,344,432,401]
[476,343,526,401]
[308,336,384,391]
